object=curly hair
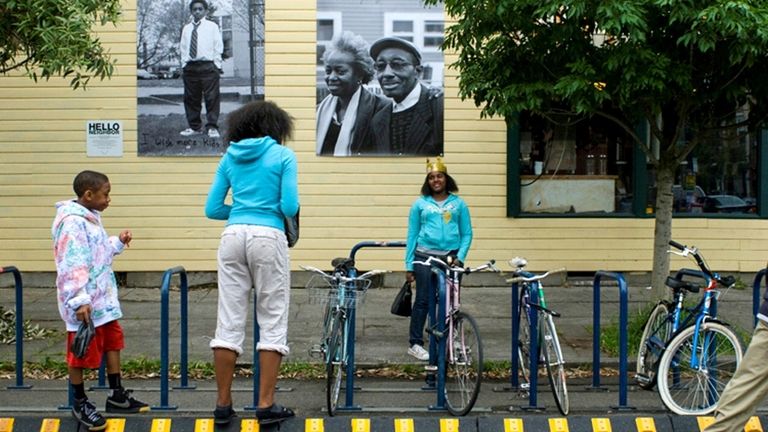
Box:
[73,170,109,198]
[224,100,294,144]
[322,31,375,84]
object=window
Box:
[316,12,342,66]
[384,13,444,54]
[219,15,233,59]
[508,112,765,217]
[514,112,636,215]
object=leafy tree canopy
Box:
[427,0,768,164]
[425,0,768,295]
[0,0,122,89]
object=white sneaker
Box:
[180,128,202,136]
[207,128,220,138]
[408,344,429,361]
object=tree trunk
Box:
[650,165,676,299]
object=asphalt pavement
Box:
[1,270,766,431]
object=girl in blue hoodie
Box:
[404,158,473,364]
[205,101,299,425]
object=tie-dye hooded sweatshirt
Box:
[52,200,124,331]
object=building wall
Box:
[0,0,766,275]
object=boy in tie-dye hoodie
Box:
[52,170,147,430]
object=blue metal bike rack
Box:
[153,266,194,411]
[753,268,767,326]
[2,266,31,390]
[338,240,406,411]
[591,270,634,410]
[509,279,544,411]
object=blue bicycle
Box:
[303,258,386,415]
[636,240,743,415]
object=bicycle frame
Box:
[414,256,497,413]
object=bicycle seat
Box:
[331,257,355,274]
[509,257,528,269]
[665,276,701,293]
[719,275,736,287]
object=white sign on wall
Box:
[86,121,123,157]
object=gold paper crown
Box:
[426,157,447,173]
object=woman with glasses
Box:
[316,31,391,156]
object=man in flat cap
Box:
[369,37,443,156]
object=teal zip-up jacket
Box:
[405,193,473,271]
[205,136,299,228]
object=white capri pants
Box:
[209,224,290,356]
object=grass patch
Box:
[1,359,533,381]
[597,300,754,357]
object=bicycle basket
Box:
[307,274,371,309]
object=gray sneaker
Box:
[408,344,429,361]
[72,398,106,431]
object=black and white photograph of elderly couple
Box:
[316,0,445,157]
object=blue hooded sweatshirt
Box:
[205,136,299,228]
[404,193,473,271]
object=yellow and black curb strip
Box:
[0,415,765,432]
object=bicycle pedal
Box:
[635,374,651,385]
[424,365,438,372]
[308,345,325,358]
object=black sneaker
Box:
[105,387,149,413]
[255,404,295,424]
[213,405,237,425]
[72,398,107,431]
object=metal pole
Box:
[2,266,31,389]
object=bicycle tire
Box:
[541,313,569,415]
[636,301,672,390]
[516,290,532,392]
[444,311,483,416]
[657,322,743,415]
[325,313,345,416]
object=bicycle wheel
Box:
[516,291,532,392]
[325,312,345,416]
[657,322,743,415]
[541,313,569,415]
[444,311,483,416]
[636,301,672,390]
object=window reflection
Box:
[518,112,635,214]
[646,126,758,215]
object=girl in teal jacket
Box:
[404,158,473,364]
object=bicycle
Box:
[507,257,569,415]
[303,257,386,416]
[636,240,744,415]
[414,255,499,416]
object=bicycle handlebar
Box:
[413,256,499,274]
[506,267,567,284]
[300,265,388,284]
[667,240,735,287]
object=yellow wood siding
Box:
[0,0,766,274]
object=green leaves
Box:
[0,0,122,89]
[424,0,768,147]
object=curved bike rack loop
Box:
[154,266,194,411]
[591,270,634,410]
[337,240,406,411]
[1,266,31,390]
[509,278,544,410]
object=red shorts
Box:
[66,320,125,369]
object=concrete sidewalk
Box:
[1,272,763,421]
